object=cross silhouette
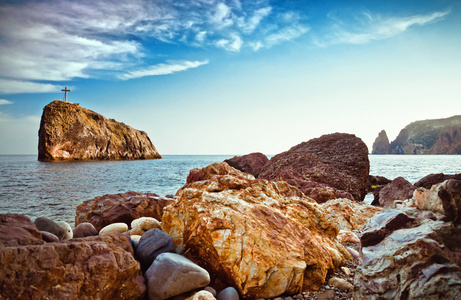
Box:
[61,86,71,102]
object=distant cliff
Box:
[38,100,161,161]
[372,115,461,154]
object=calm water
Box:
[1,154,460,226]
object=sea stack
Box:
[38,100,161,161]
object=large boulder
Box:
[378,177,416,208]
[224,152,269,177]
[162,162,351,299]
[38,100,161,161]
[355,208,461,299]
[258,133,370,202]
[75,191,175,231]
[414,172,461,189]
[0,221,146,299]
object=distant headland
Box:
[38,100,161,161]
[372,115,461,154]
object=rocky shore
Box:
[1,133,460,299]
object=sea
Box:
[1,154,461,226]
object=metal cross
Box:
[61,86,71,102]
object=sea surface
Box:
[1,154,461,226]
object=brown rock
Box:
[0,233,146,299]
[429,125,461,154]
[367,175,392,192]
[319,198,382,231]
[38,100,161,161]
[371,130,390,154]
[224,152,269,177]
[0,213,43,246]
[162,162,351,299]
[378,177,416,208]
[414,172,461,189]
[258,133,370,202]
[75,191,175,231]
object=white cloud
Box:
[265,24,310,47]
[319,10,450,46]
[0,99,13,105]
[119,60,209,80]
[216,34,243,52]
[0,79,61,94]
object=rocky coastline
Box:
[2,133,460,299]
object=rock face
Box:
[0,215,146,299]
[75,191,175,231]
[38,100,161,161]
[355,208,461,299]
[162,162,351,299]
[258,133,370,202]
[371,130,390,154]
[224,152,269,177]
[372,115,461,154]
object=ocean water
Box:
[1,154,460,226]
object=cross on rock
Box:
[61,86,71,102]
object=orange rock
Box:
[162,162,351,299]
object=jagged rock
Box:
[75,191,175,231]
[355,208,461,299]
[145,252,210,300]
[258,133,369,202]
[371,130,390,154]
[378,177,416,208]
[429,125,461,154]
[319,198,382,231]
[408,179,461,225]
[38,100,161,161]
[0,214,43,246]
[162,162,351,298]
[0,225,146,299]
[224,152,269,177]
[414,172,461,189]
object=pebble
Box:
[40,230,59,242]
[341,266,351,276]
[131,217,161,231]
[99,222,128,235]
[73,222,98,238]
[55,221,73,240]
[204,286,217,297]
[34,217,66,240]
[217,287,239,300]
[345,246,360,259]
[145,252,210,300]
[130,228,145,236]
[328,277,353,291]
[317,290,335,300]
[135,228,176,270]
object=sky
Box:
[0,0,460,155]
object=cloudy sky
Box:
[0,0,460,155]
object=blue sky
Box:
[0,0,460,155]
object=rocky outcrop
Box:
[415,172,461,189]
[224,152,269,177]
[372,115,461,154]
[377,177,416,208]
[258,133,370,202]
[371,130,390,154]
[0,214,146,299]
[355,208,461,299]
[75,191,175,231]
[162,162,351,299]
[38,100,161,161]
